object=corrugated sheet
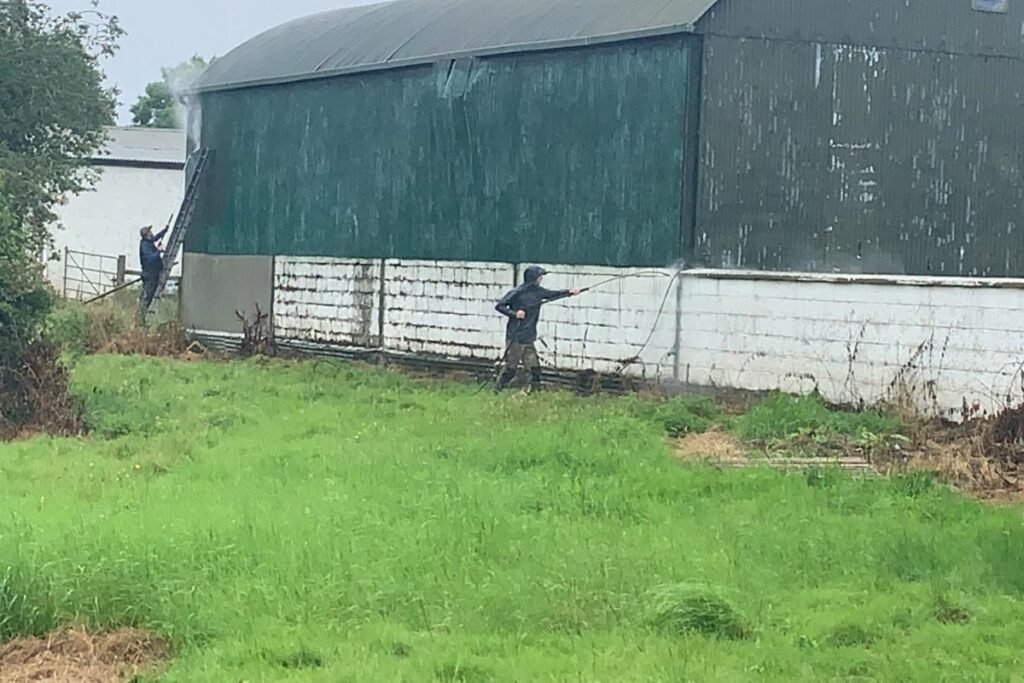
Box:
[700,0,1024,59]
[189,37,695,268]
[696,34,1024,276]
[194,0,716,92]
[91,126,185,165]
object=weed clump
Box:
[649,583,751,640]
[734,393,900,442]
[273,648,324,670]
[631,396,720,437]
[48,295,187,358]
[934,596,972,625]
[0,340,83,439]
[826,623,877,647]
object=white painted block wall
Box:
[274,258,381,346]
[677,271,1024,419]
[262,257,1024,418]
[534,265,679,377]
[382,260,513,359]
[46,165,185,293]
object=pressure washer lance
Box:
[479,267,685,393]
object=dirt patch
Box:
[0,628,170,683]
[674,430,875,472]
[674,429,748,461]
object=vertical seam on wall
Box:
[674,274,685,382]
[377,259,387,348]
[681,34,705,264]
[269,255,277,340]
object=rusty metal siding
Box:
[189,36,697,268]
[700,0,1024,59]
[696,34,1024,276]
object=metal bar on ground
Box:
[83,277,143,305]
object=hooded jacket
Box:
[495,266,571,344]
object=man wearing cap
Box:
[138,225,168,316]
[494,266,580,393]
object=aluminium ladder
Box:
[146,148,211,319]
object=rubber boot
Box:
[528,367,543,393]
[494,368,516,393]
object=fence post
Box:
[62,247,69,299]
[116,255,127,286]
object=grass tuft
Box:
[649,583,751,640]
[825,623,877,648]
[627,395,720,437]
[272,648,324,669]
[934,596,973,625]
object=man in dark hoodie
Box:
[494,266,580,392]
[138,225,169,316]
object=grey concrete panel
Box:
[181,252,273,333]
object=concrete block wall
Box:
[677,270,1024,419]
[273,257,381,347]
[382,260,513,359]
[183,256,1024,418]
[534,265,680,377]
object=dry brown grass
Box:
[673,407,1023,501]
[674,429,747,462]
[874,412,1024,501]
[0,628,170,683]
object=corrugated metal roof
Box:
[91,127,186,166]
[194,0,717,93]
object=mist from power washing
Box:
[167,61,206,146]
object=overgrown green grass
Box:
[732,392,902,442]
[1,357,1022,681]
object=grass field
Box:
[1,355,1023,681]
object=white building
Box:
[47,126,185,300]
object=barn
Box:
[183,0,1024,417]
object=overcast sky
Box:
[47,0,374,124]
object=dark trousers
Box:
[496,342,542,391]
[139,271,160,316]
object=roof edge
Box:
[189,21,698,95]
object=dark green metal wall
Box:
[702,0,1024,59]
[189,37,696,267]
[695,0,1024,276]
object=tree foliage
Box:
[0,0,121,432]
[131,55,209,129]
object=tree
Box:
[131,55,209,129]
[0,0,122,434]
